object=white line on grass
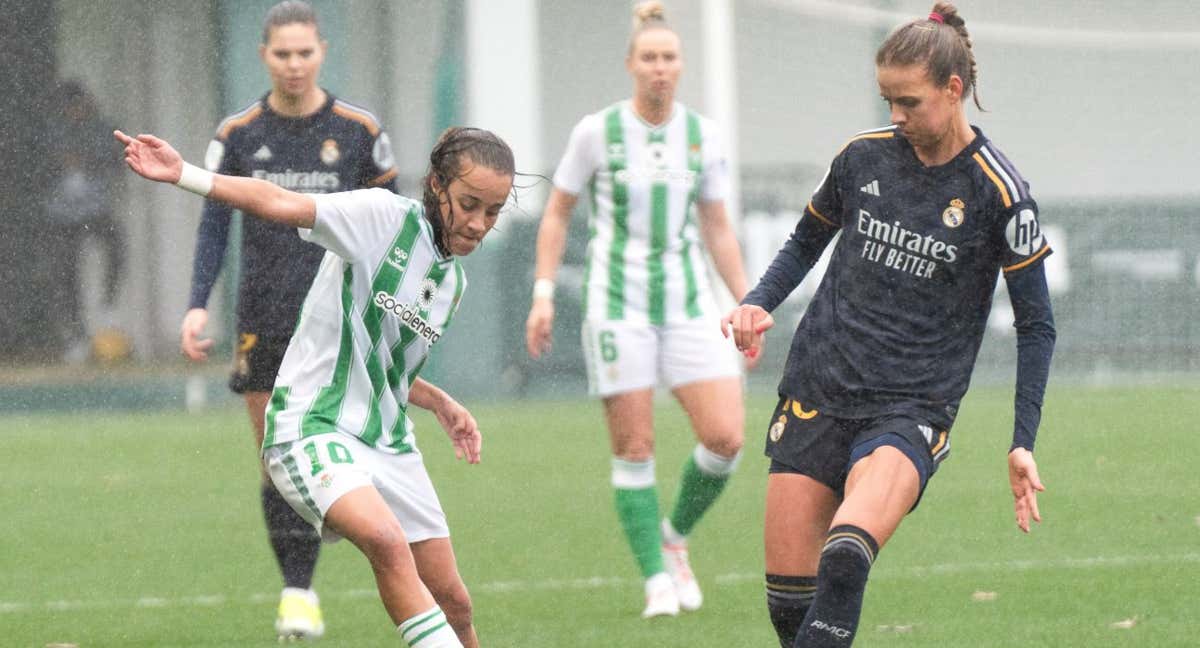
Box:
[3,552,1197,614]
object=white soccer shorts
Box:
[264,433,450,544]
[581,315,742,397]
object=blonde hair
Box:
[629,1,672,54]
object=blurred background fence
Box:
[1,0,1198,410]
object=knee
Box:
[434,583,473,631]
[613,438,654,462]
[701,433,743,460]
[694,442,743,478]
[355,524,412,571]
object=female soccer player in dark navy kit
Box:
[179,1,399,640]
[722,4,1056,646]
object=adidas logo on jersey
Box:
[254,145,273,161]
[859,179,880,196]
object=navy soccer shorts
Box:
[763,395,951,509]
[229,332,289,394]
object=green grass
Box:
[2,385,1198,646]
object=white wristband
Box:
[532,278,555,301]
[176,162,214,196]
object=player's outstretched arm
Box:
[114,130,316,229]
[1007,447,1044,533]
[525,188,578,359]
[410,378,481,464]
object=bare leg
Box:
[412,537,478,648]
[764,473,840,575]
[323,486,436,624]
[671,377,745,458]
[603,388,656,460]
[833,446,920,546]
[244,391,270,482]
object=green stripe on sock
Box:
[408,620,450,646]
[668,454,731,537]
[615,486,663,578]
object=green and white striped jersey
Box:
[262,188,466,455]
[553,101,729,325]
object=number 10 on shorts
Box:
[303,440,355,477]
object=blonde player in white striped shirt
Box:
[525,1,756,619]
[117,127,515,648]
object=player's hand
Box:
[525,297,555,359]
[744,332,765,371]
[180,308,215,362]
[1007,447,1044,533]
[433,395,482,464]
[721,304,773,361]
[114,130,183,184]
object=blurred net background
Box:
[1,0,1197,412]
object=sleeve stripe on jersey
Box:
[806,200,836,227]
[1003,244,1051,274]
[971,152,1013,208]
[217,104,264,140]
[837,129,895,153]
[367,168,399,187]
[332,102,381,136]
[978,145,1025,203]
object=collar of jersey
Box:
[624,99,680,131]
[258,90,335,124]
[415,204,453,263]
[896,124,987,175]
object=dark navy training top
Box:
[189,92,400,336]
[744,125,1055,450]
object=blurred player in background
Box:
[723,3,1056,645]
[118,124,513,648]
[179,1,399,640]
[525,0,752,619]
[44,79,127,363]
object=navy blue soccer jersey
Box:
[189,92,399,335]
[745,125,1051,430]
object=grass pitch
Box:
[2,385,1197,646]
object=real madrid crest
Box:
[320,138,340,166]
[769,415,787,443]
[942,198,966,228]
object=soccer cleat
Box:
[276,588,325,641]
[641,572,680,618]
[661,520,702,611]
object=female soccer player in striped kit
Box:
[118,126,514,648]
[180,2,400,639]
[525,1,753,618]
[724,4,1056,646]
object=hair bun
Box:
[633,1,666,29]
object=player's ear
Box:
[258,43,268,64]
[946,74,964,101]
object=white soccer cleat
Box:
[641,572,680,618]
[276,588,325,641]
[662,521,702,611]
